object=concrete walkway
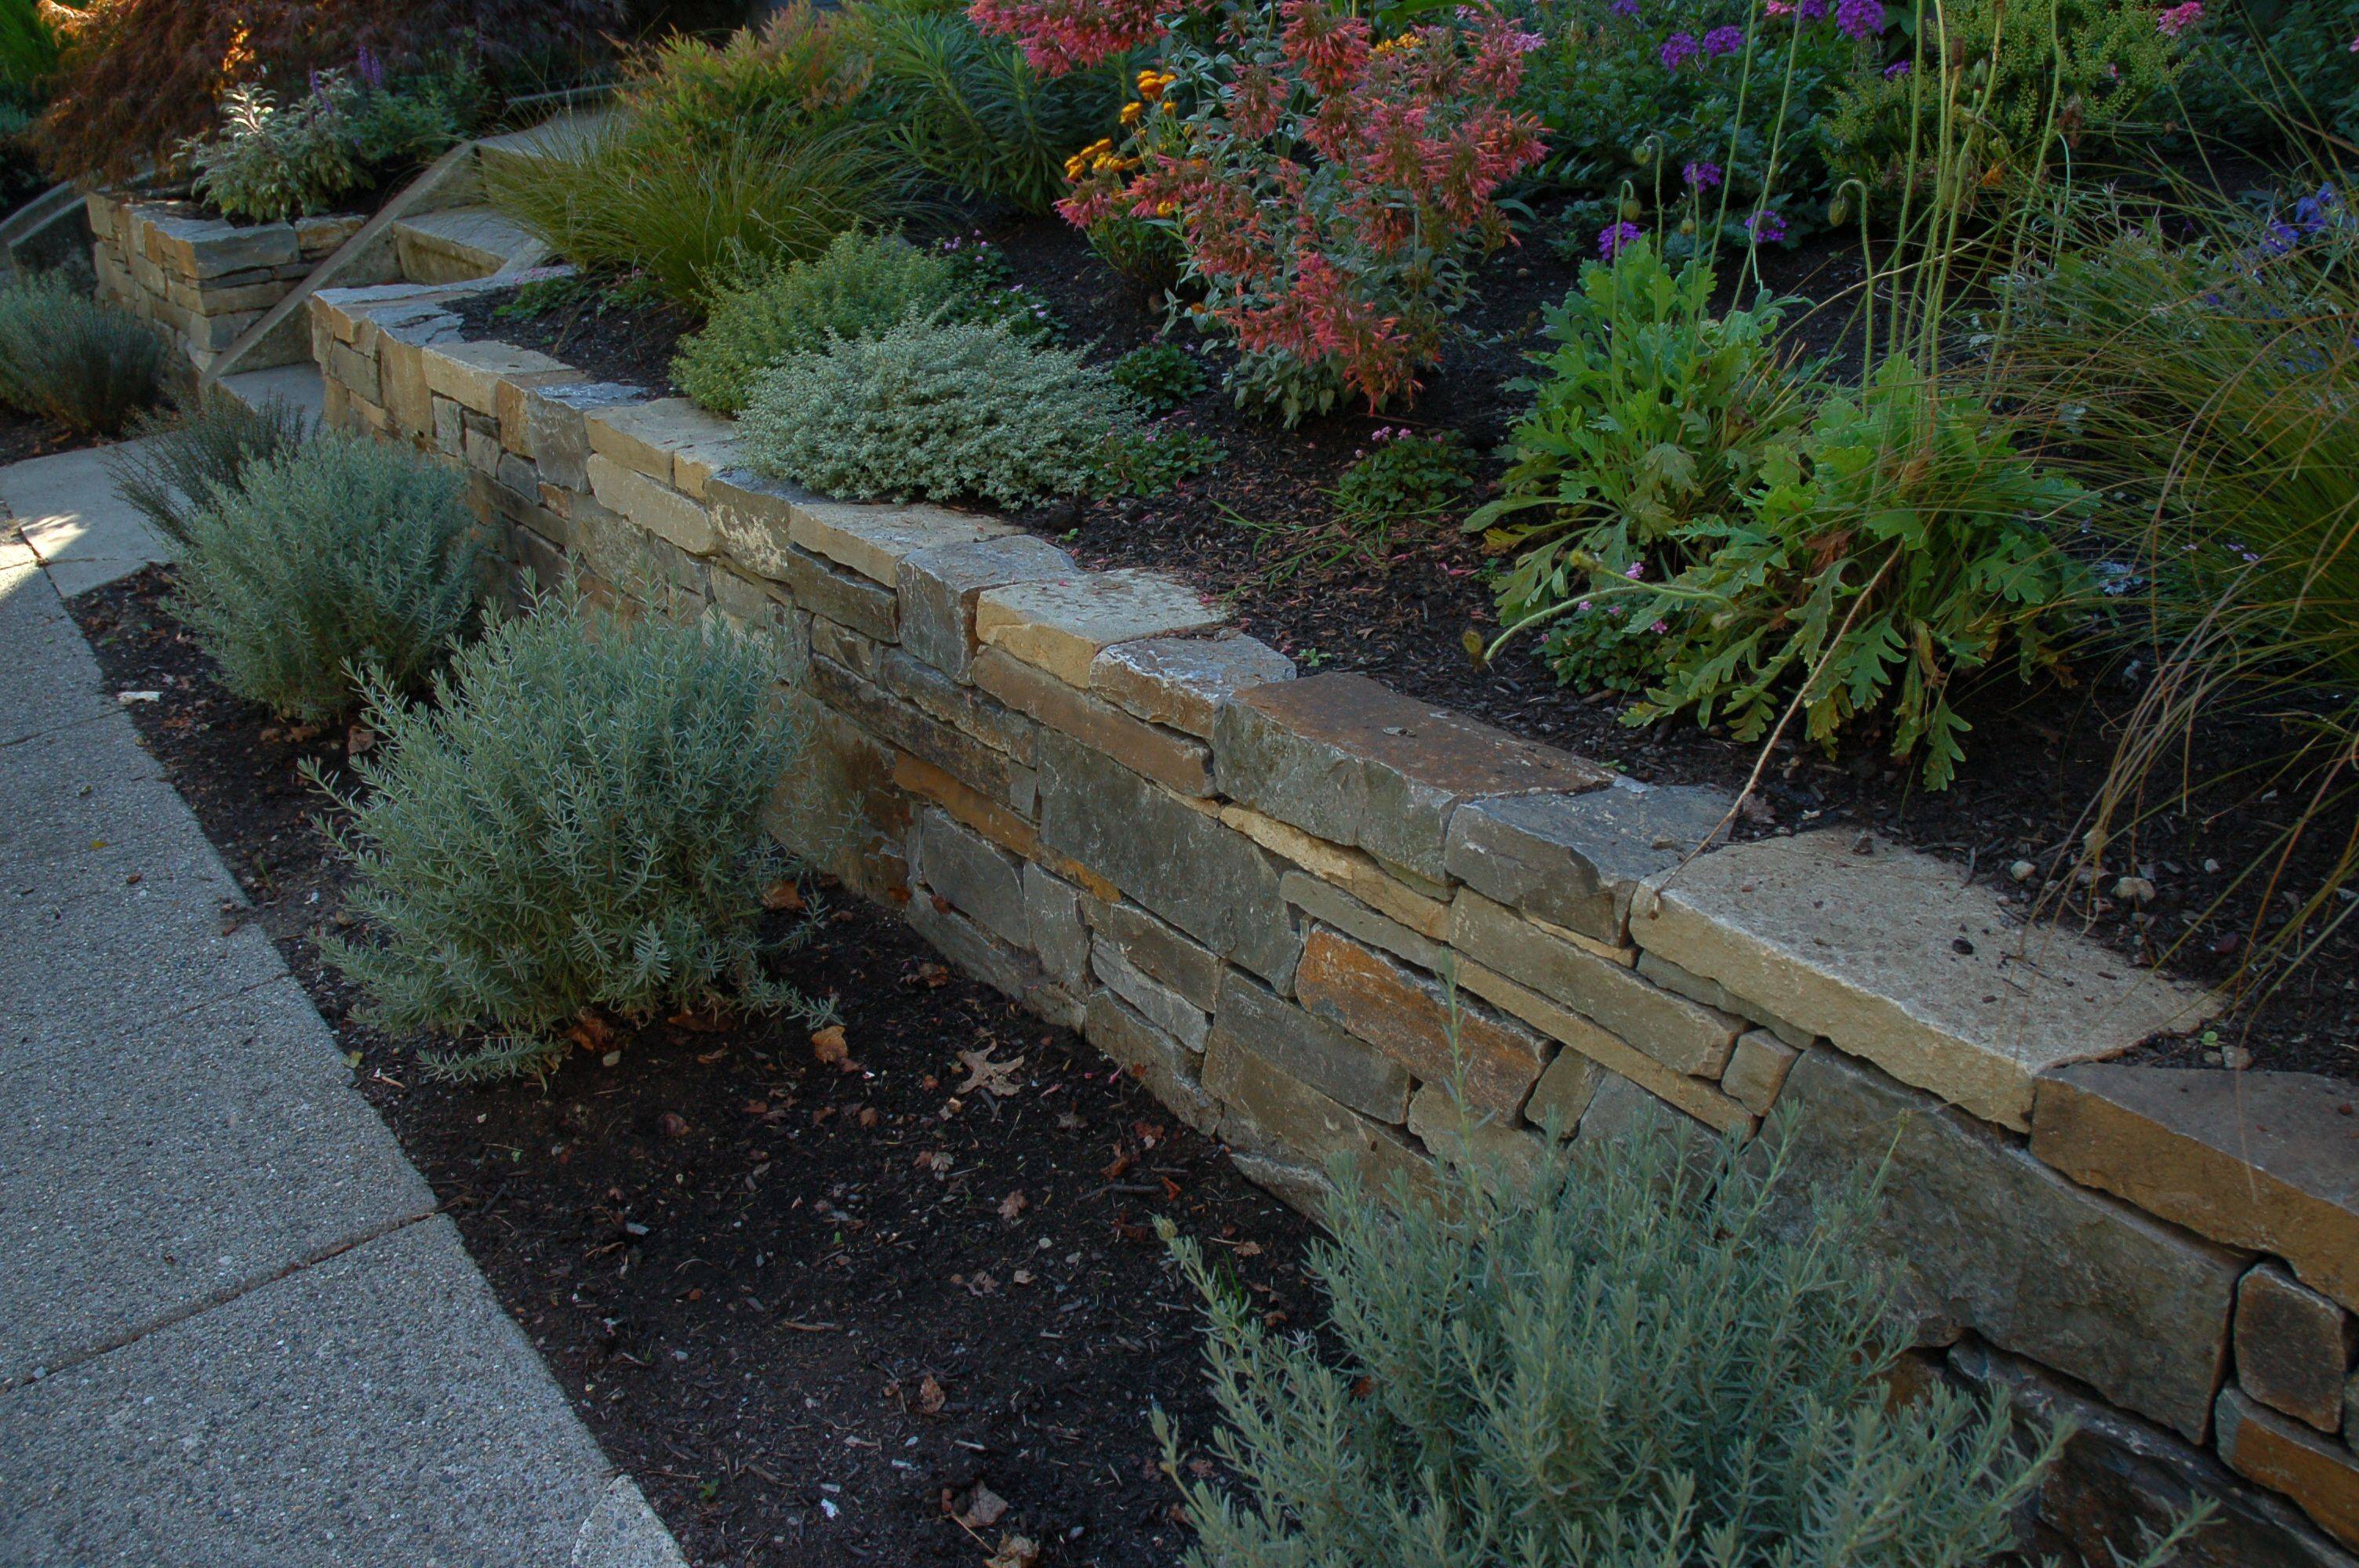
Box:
[0,448,685,1565]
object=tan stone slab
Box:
[1204,1031,1432,1200]
[421,340,572,416]
[672,439,742,500]
[971,647,1210,797]
[585,397,735,482]
[1219,804,1450,941]
[976,568,1227,688]
[1089,632,1296,739]
[1408,1083,1550,1190]
[2215,1388,2359,1548]
[585,454,715,557]
[787,497,1009,586]
[2031,1065,2359,1312]
[2234,1261,2355,1434]
[1280,872,1447,973]
[1292,927,1548,1116]
[1721,1029,1798,1115]
[494,368,588,456]
[1630,831,2219,1131]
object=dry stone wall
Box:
[87,194,369,374]
[302,279,2359,1567]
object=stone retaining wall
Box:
[87,194,369,373]
[302,278,2359,1567]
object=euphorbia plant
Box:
[972,0,1548,422]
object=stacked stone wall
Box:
[87,195,367,373]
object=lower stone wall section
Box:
[87,193,366,373]
[299,282,2359,1567]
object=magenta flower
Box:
[1703,24,1745,53]
[1747,209,1787,243]
[1683,159,1722,191]
[1598,220,1645,258]
[1884,57,1911,78]
[2156,1,2202,36]
[1834,0,1885,38]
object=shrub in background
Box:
[672,228,959,414]
[1018,2,1548,422]
[111,392,311,549]
[0,272,162,435]
[1109,341,1204,410]
[1155,1108,2211,1568]
[0,0,58,100]
[314,589,831,1081]
[740,315,1135,506]
[936,232,1062,341]
[172,434,486,722]
[2177,0,2359,147]
[1331,429,1473,526]
[1087,421,1223,498]
[626,3,871,150]
[180,82,366,223]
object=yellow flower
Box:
[1120,100,1145,127]
[1136,68,1176,101]
[1155,199,1179,217]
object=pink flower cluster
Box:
[2155,1,2202,36]
[965,0,1201,74]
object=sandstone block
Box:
[1210,969,1408,1123]
[1085,899,1223,1010]
[1524,1048,1604,1133]
[1572,1070,1722,1171]
[1214,673,1612,883]
[1090,632,1296,738]
[1085,991,1219,1134]
[671,438,740,499]
[1779,1046,2248,1441]
[585,397,735,482]
[1408,1083,1547,1189]
[976,568,1227,686]
[1222,805,1450,940]
[1091,942,1209,1051]
[1632,832,2221,1131]
[878,648,1036,766]
[899,534,1078,681]
[1450,889,1740,1077]
[1641,950,1812,1048]
[807,655,1032,814]
[779,544,899,643]
[768,691,909,900]
[907,896,1040,1002]
[706,469,804,583]
[1024,866,1091,990]
[1460,962,1754,1135]
[912,809,1028,948]
[2236,1263,2357,1435]
[521,380,645,492]
[1446,778,1732,944]
[327,340,380,405]
[431,395,463,456]
[972,648,1212,797]
[1721,1029,1800,1116]
[586,454,715,556]
[789,496,1010,586]
[1292,928,1548,1114]
[296,212,365,256]
[1279,872,1445,973]
[2031,1065,2359,1316]
[809,615,882,682]
[423,339,570,416]
[2217,1388,2359,1548]
[1205,1032,1429,1199]
[1035,730,1299,988]
[496,368,590,456]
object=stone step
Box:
[391,205,549,285]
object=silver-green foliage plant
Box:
[313,589,831,1081]
[740,315,1134,506]
[672,229,961,415]
[172,434,485,722]
[180,83,365,223]
[1156,1110,2211,1568]
[0,271,163,435]
[110,391,310,549]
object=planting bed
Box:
[71,564,1318,1568]
[456,211,2355,1082]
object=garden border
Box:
[294,274,2359,1566]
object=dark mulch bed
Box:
[69,564,1318,1568]
[452,285,700,394]
[0,407,102,466]
[434,213,2357,1081]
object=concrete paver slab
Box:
[0,441,171,597]
[0,868,285,1037]
[0,975,434,1381]
[0,1216,617,1567]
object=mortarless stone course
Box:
[1445,778,1731,945]
[2237,1262,2357,1435]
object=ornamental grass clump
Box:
[0,271,162,435]
[172,434,486,723]
[672,228,961,415]
[314,589,831,1083]
[110,390,310,549]
[739,314,1136,506]
[1157,1108,2212,1568]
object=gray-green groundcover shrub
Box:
[314,590,831,1081]
[0,272,162,435]
[110,392,310,549]
[671,228,961,415]
[740,314,1133,506]
[181,83,366,224]
[172,434,485,723]
[1158,1111,2213,1568]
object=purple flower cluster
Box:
[1599,220,1645,259]
[1884,57,1911,78]
[1683,159,1722,191]
[1611,0,1641,16]
[1659,31,1699,68]
[1834,0,1886,38]
[1747,209,1787,243]
[1703,24,1745,54]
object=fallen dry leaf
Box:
[659,1112,690,1138]
[761,877,805,912]
[956,1048,1024,1098]
[958,1483,1008,1529]
[811,1025,849,1066]
[998,1190,1028,1221]
[918,1374,947,1415]
[986,1533,1040,1568]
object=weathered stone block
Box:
[972,648,1212,797]
[1085,898,1223,1010]
[522,381,645,492]
[1092,942,1209,1051]
[1525,1050,1603,1134]
[1779,1046,2248,1441]
[1721,1029,1799,1115]
[586,454,715,556]
[976,568,1226,686]
[1461,961,1754,1135]
[1408,1083,1547,1189]
[1035,730,1299,989]
[1292,928,1548,1115]
[789,496,1010,586]
[707,469,803,583]
[1280,872,1445,973]
[1641,950,1811,1048]
[809,615,883,682]
[585,397,734,482]
[1214,673,1612,884]
[1205,1031,1429,1198]
[912,809,1028,947]
[423,339,571,416]
[327,340,380,405]
[907,895,1041,1002]
[1212,969,1408,1123]
[1633,832,2221,1131]
[431,395,463,456]
[767,691,909,900]
[878,648,1036,766]
[1572,1070,1721,1169]
[899,534,1078,682]
[2217,1388,2359,1549]
[671,438,740,499]
[1450,889,1739,1077]
[1024,866,1091,990]
[496,368,589,456]
[807,655,1034,814]
[2031,1065,2359,1315]
[1222,804,1450,940]
[463,426,502,476]
[2238,1262,2357,1434]
[1086,991,1219,1134]
[780,545,899,643]
[1091,632,1296,738]
[1446,778,1732,944]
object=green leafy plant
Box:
[843,0,1130,214]
[0,0,58,99]
[1109,341,1205,410]
[110,391,310,550]
[1332,429,1474,527]
[935,231,1063,341]
[171,434,487,722]
[312,588,832,1081]
[740,314,1136,506]
[1089,421,1223,497]
[340,54,484,168]
[1156,1102,2209,1568]
[179,82,365,223]
[672,228,961,415]
[2175,0,2359,146]
[0,271,163,435]
[624,2,871,150]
